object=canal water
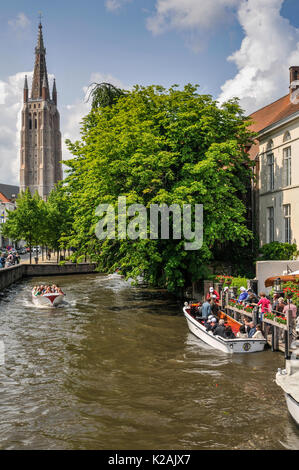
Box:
[0,273,298,450]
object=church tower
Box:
[20,22,63,199]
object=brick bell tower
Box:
[20,21,63,199]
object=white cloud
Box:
[147,0,239,35]
[8,13,30,30]
[218,0,299,113]
[0,72,31,185]
[105,0,132,12]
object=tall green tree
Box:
[2,189,43,264]
[64,84,256,291]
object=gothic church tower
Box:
[20,22,62,199]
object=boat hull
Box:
[183,308,266,354]
[285,393,299,426]
[32,293,65,307]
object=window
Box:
[266,139,274,150]
[283,204,291,244]
[283,146,291,186]
[267,153,274,191]
[29,118,32,130]
[283,131,291,142]
[268,207,274,243]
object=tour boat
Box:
[32,290,65,307]
[276,343,299,426]
[183,304,266,354]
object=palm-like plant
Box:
[86,82,125,109]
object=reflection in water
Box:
[0,273,298,450]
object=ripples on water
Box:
[0,273,298,450]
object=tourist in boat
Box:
[206,287,220,302]
[248,322,257,338]
[237,287,248,304]
[224,325,235,339]
[251,324,264,339]
[206,317,218,333]
[201,298,212,319]
[210,295,220,316]
[213,319,226,338]
[236,324,248,338]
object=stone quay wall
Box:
[0,263,97,291]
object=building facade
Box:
[0,184,19,248]
[250,66,299,249]
[20,22,62,199]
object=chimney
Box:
[289,66,299,101]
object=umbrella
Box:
[264,274,299,288]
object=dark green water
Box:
[0,273,298,450]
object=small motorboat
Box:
[276,341,299,426]
[32,289,65,307]
[183,304,266,354]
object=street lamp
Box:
[274,277,281,293]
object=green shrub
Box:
[259,242,298,261]
[230,277,248,294]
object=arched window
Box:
[29,114,32,130]
[266,139,274,151]
[283,131,291,142]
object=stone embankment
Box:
[0,263,97,291]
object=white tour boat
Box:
[276,342,299,426]
[32,290,65,307]
[183,304,266,354]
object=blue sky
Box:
[1,0,299,184]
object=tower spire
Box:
[23,75,28,102]
[31,21,49,99]
[52,78,57,104]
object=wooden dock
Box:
[224,305,293,356]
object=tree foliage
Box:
[62,84,255,291]
[2,186,73,263]
[86,82,126,109]
[259,242,298,260]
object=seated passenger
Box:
[236,325,248,338]
[251,324,264,339]
[213,319,226,337]
[206,317,218,332]
[248,322,257,338]
[224,325,235,339]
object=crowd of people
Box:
[0,252,20,268]
[190,285,298,340]
[200,314,264,340]
[32,284,64,296]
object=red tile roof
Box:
[248,93,299,160]
[0,192,10,203]
[249,94,299,133]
